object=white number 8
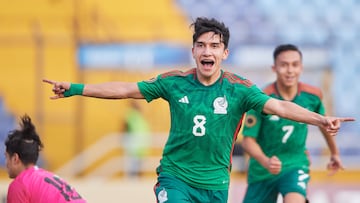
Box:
[193,115,206,136]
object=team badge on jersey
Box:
[213,96,228,114]
[245,115,257,127]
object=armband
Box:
[63,83,84,97]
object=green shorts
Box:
[154,173,228,203]
[243,168,310,203]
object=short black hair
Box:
[273,44,302,62]
[5,115,43,165]
[191,17,230,49]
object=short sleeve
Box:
[244,85,271,113]
[242,109,262,138]
[7,181,29,203]
[137,75,171,102]
[317,100,326,115]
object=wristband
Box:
[63,83,84,97]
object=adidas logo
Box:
[178,96,189,104]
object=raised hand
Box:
[43,79,71,99]
[323,117,356,136]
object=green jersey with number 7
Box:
[243,82,325,184]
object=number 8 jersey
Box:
[138,68,270,190]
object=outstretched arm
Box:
[262,98,355,136]
[241,137,282,174]
[43,79,144,99]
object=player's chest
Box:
[169,85,237,115]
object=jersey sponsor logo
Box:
[158,188,168,203]
[178,96,189,104]
[245,115,257,127]
[213,96,228,114]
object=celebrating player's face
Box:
[272,50,303,88]
[192,32,229,85]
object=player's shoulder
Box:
[160,68,195,79]
[222,71,253,87]
[262,83,277,95]
[298,82,323,99]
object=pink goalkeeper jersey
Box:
[7,166,86,203]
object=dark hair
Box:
[273,44,302,62]
[5,114,43,165]
[191,17,230,49]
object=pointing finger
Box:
[339,117,356,122]
[43,79,55,85]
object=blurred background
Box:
[0,0,359,202]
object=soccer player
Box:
[43,18,354,203]
[4,114,86,203]
[241,44,344,203]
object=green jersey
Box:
[242,82,325,184]
[137,68,270,190]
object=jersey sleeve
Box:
[242,109,262,138]
[7,181,29,203]
[137,74,169,102]
[243,85,271,113]
[316,98,326,115]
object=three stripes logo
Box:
[178,96,189,104]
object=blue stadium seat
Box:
[0,115,15,166]
[312,0,329,10]
[0,98,15,167]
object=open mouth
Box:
[201,60,215,67]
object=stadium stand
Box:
[0,0,184,176]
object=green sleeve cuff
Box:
[63,83,84,97]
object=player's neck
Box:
[196,69,222,86]
[275,82,298,101]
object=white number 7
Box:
[282,125,294,143]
